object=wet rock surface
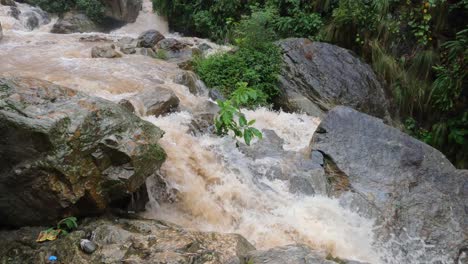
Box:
[310,106,468,262]
[174,70,207,95]
[91,44,122,58]
[276,38,390,119]
[137,29,165,48]
[51,12,99,34]
[240,130,329,196]
[245,244,369,264]
[119,86,180,117]
[0,217,255,264]
[0,77,166,227]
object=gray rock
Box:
[209,89,225,101]
[174,70,207,95]
[139,47,156,58]
[0,218,255,264]
[0,22,2,41]
[91,44,122,58]
[154,38,198,62]
[0,0,16,6]
[137,29,165,48]
[80,239,97,254]
[119,86,180,117]
[102,0,142,23]
[198,42,212,52]
[8,6,20,19]
[156,38,186,51]
[117,36,136,47]
[240,130,329,196]
[276,38,390,119]
[51,12,99,34]
[0,77,166,227]
[245,244,368,264]
[310,106,468,262]
[120,44,136,54]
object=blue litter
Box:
[48,255,58,261]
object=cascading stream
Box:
[0,2,450,263]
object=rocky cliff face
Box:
[276,38,391,120]
[0,77,166,227]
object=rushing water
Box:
[0,2,453,263]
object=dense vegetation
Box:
[154,0,467,168]
[29,0,105,22]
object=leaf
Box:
[239,114,247,127]
[248,119,256,126]
[244,129,253,145]
[251,127,263,139]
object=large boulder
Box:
[0,77,166,227]
[245,244,368,264]
[276,38,390,119]
[0,217,255,264]
[310,106,468,262]
[137,29,165,48]
[102,0,142,23]
[119,86,180,117]
[51,12,99,34]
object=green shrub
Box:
[76,0,105,22]
[30,0,75,13]
[194,44,281,105]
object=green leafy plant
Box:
[30,0,75,13]
[57,216,79,235]
[194,44,280,104]
[215,82,263,146]
[37,216,78,242]
[76,0,105,22]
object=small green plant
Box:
[57,216,79,235]
[37,216,78,242]
[215,82,263,146]
[155,49,169,60]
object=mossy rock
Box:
[0,77,166,227]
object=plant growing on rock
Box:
[215,82,262,146]
[37,217,79,242]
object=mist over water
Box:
[0,2,453,263]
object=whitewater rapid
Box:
[0,2,446,263]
